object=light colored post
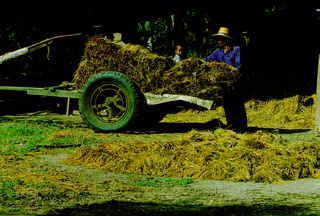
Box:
[66,97,71,116]
[315,54,320,132]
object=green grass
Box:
[0,120,51,153]
[136,177,194,187]
[0,120,104,155]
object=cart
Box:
[0,34,213,132]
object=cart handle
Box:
[28,33,82,52]
[0,33,82,64]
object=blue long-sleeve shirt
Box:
[203,46,241,71]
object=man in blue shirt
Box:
[204,27,247,132]
[203,27,241,70]
[203,44,241,71]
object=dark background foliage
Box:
[0,0,319,100]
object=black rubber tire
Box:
[79,71,143,132]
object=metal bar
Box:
[0,33,82,64]
[27,89,80,99]
[0,86,43,91]
[0,48,29,64]
[0,86,79,98]
[47,83,74,91]
[28,33,82,51]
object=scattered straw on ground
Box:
[62,94,318,184]
[0,152,142,212]
[162,94,315,129]
[62,128,320,184]
[73,36,240,100]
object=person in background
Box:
[173,45,183,63]
[203,27,247,132]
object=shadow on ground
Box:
[141,123,312,134]
[139,119,224,133]
[44,200,314,216]
[247,127,311,134]
[0,97,313,136]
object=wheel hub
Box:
[90,84,129,123]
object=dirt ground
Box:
[2,103,320,215]
[41,152,320,216]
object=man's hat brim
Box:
[211,34,233,40]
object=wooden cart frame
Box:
[0,34,213,132]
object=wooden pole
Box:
[315,54,320,132]
[66,97,71,116]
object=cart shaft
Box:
[0,86,79,98]
[0,48,29,64]
[0,33,82,64]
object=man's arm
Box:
[203,49,218,61]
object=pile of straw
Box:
[73,36,240,100]
[246,95,315,129]
[62,129,320,184]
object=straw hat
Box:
[211,27,233,40]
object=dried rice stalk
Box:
[73,36,240,101]
[62,128,320,184]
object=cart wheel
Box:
[79,71,143,132]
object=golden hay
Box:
[73,36,240,100]
[62,128,320,184]
[245,95,315,129]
